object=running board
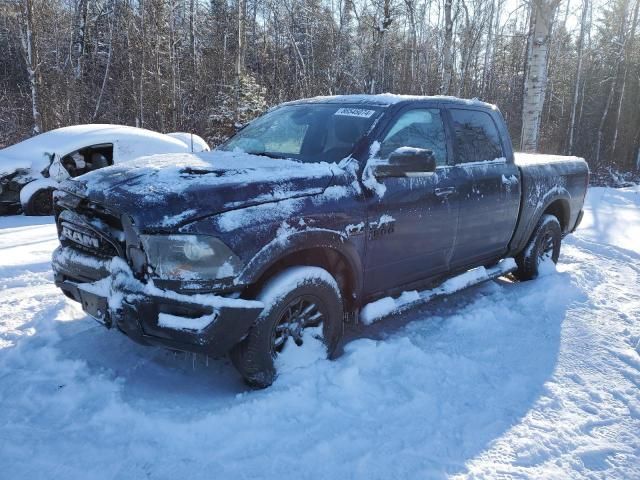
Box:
[360,258,517,325]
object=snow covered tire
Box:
[22,188,54,216]
[230,266,344,388]
[514,214,562,281]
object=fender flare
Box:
[236,228,364,302]
[19,178,59,207]
[511,188,571,255]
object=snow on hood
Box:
[61,150,341,229]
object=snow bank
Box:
[2,186,640,479]
[577,185,640,254]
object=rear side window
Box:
[450,109,503,163]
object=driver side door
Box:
[363,107,461,297]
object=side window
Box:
[378,109,448,166]
[60,144,113,177]
[449,109,503,163]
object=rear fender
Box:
[510,188,571,255]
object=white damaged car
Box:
[0,125,210,215]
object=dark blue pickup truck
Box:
[51,94,589,387]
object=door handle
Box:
[435,187,456,197]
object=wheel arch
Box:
[543,198,570,232]
[19,178,58,207]
[510,189,572,256]
[237,229,363,312]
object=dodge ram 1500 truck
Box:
[51,94,589,387]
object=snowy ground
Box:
[1,187,640,479]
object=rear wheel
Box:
[230,266,343,388]
[514,214,562,280]
[22,188,54,216]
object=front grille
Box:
[55,198,126,259]
[59,219,120,257]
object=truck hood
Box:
[60,150,340,229]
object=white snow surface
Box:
[515,152,586,165]
[166,132,210,152]
[1,186,640,479]
[82,150,339,198]
[157,312,217,332]
[291,93,496,109]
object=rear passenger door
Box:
[447,108,520,269]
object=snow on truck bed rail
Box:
[514,152,585,165]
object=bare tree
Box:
[440,0,453,94]
[567,0,588,155]
[520,0,560,152]
[18,0,41,133]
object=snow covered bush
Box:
[207,74,267,147]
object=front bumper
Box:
[52,246,263,357]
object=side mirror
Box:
[373,147,437,178]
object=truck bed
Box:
[509,152,589,255]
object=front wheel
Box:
[230,266,344,388]
[22,188,54,216]
[514,214,562,281]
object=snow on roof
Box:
[285,93,496,109]
[0,124,190,176]
[167,132,211,153]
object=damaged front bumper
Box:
[52,246,263,357]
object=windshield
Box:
[221,104,382,163]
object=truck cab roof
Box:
[283,93,497,110]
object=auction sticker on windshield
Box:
[334,108,376,118]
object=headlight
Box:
[140,234,242,281]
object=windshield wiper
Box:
[247,151,287,160]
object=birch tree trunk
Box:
[92,1,115,121]
[520,0,560,152]
[567,0,588,155]
[71,0,89,81]
[19,0,42,134]
[481,0,495,98]
[440,0,453,94]
[234,0,245,123]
